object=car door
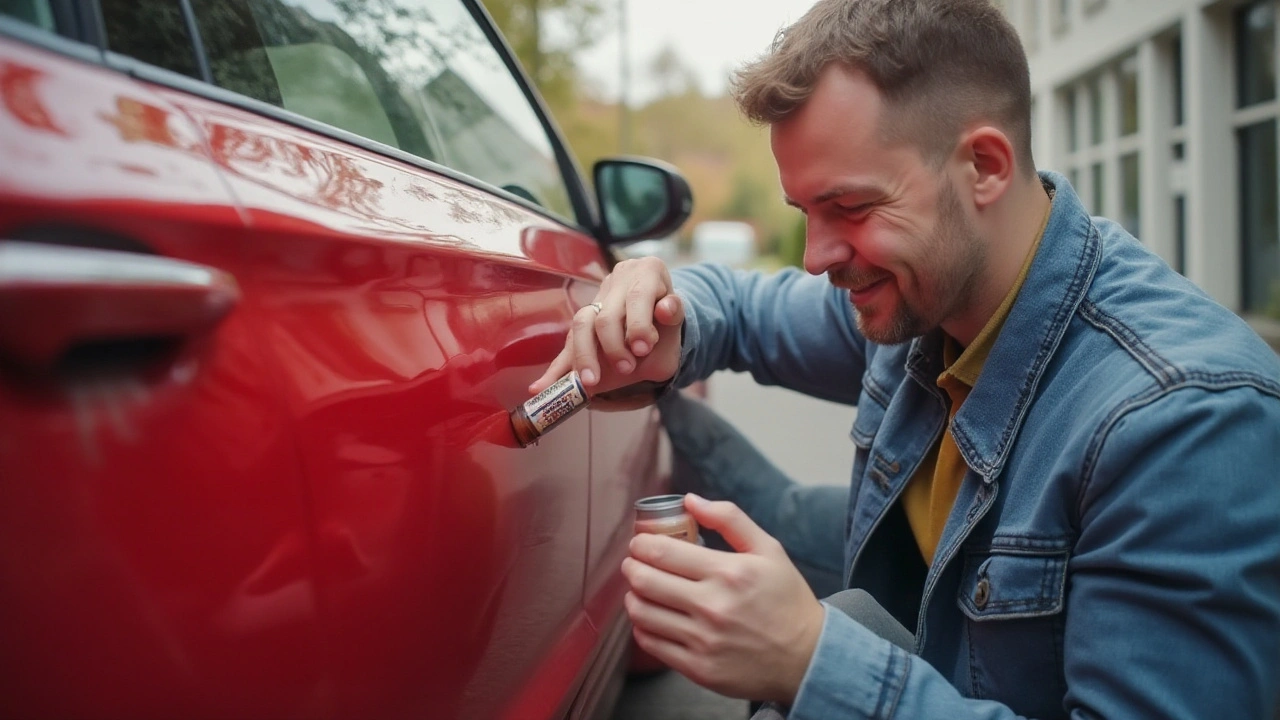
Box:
[0,9,324,720]
[120,0,617,717]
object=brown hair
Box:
[732,0,1034,175]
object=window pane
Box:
[191,0,574,220]
[0,0,55,31]
[1239,120,1278,313]
[1171,34,1184,127]
[1024,1,1040,51]
[1174,194,1186,275]
[1064,88,1078,153]
[101,0,200,78]
[1120,152,1140,238]
[1236,1,1276,109]
[1088,75,1103,146]
[1118,54,1138,136]
[1090,162,1104,215]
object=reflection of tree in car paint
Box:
[97,96,195,150]
[0,62,66,136]
[207,122,386,218]
[443,185,526,227]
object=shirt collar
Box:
[941,190,1054,390]
[910,172,1101,480]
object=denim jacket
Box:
[669,172,1280,719]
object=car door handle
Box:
[0,241,240,368]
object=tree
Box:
[483,0,607,115]
[649,44,701,99]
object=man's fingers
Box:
[684,494,773,555]
[628,532,723,582]
[593,296,635,374]
[631,626,697,678]
[528,346,573,395]
[622,554,705,612]
[624,590,699,646]
[570,304,604,386]
[623,286,660,358]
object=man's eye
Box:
[836,203,871,215]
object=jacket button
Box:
[974,578,990,610]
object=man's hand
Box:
[622,494,826,704]
[529,257,683,396]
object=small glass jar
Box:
[633,494,699,543]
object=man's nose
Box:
[802,221,854,276]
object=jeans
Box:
[658,390,848,600]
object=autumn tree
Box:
[482,0,607,115]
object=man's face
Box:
[772,65,987,345]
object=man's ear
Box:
[959,126,1015,209]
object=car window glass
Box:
[0,0,55,31]
[100,0,201,79]
[189,0,574,221]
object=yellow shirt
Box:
[902,202,1052,565]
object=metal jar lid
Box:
[634,494,687,519]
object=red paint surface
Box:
[0,36,665,719]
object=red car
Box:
[0,1,690,718]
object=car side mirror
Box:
[593,158,693,245]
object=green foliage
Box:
[778,215,806,269]
[482,0,606,116]
[485,1,796,250]
[722,172,769,220]
[1267,280,1280,321]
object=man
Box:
[530,0,1280,716]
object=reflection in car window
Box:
[189,0,574,221]
[0,0,55,32]
[101,0,201,79]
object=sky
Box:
[576,0,821,104]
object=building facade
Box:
[994,0,1278,322]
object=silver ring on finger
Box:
[586,302,603,314]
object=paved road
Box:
[610,370,856,720]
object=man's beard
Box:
[830,180,985,345]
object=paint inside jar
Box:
[633,494,699,543]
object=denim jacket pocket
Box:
[956,546,1070,707]
[958,547,1069,621]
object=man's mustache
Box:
[828,267,892,292]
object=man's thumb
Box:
[685,493,767,554]
[655,294,684,326]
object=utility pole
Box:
[619,0,631,152]
[529,0,541,83]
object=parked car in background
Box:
[616,235,680,265]
[691,220,755,268]
[0,1,691,718]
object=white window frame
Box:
[1232,0,1280,314]
[1057,52,1142,230]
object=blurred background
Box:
[483,0,1280,715]
[484,0,1280,340]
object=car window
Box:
[0,0,55,31]
[188,0,574,221]
[100,0,201,79]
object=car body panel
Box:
[0,0,675,712]
[0,39,325,719]
[0,5,670,715]
[165,90,608,718]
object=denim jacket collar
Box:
[910,172,1101,481]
